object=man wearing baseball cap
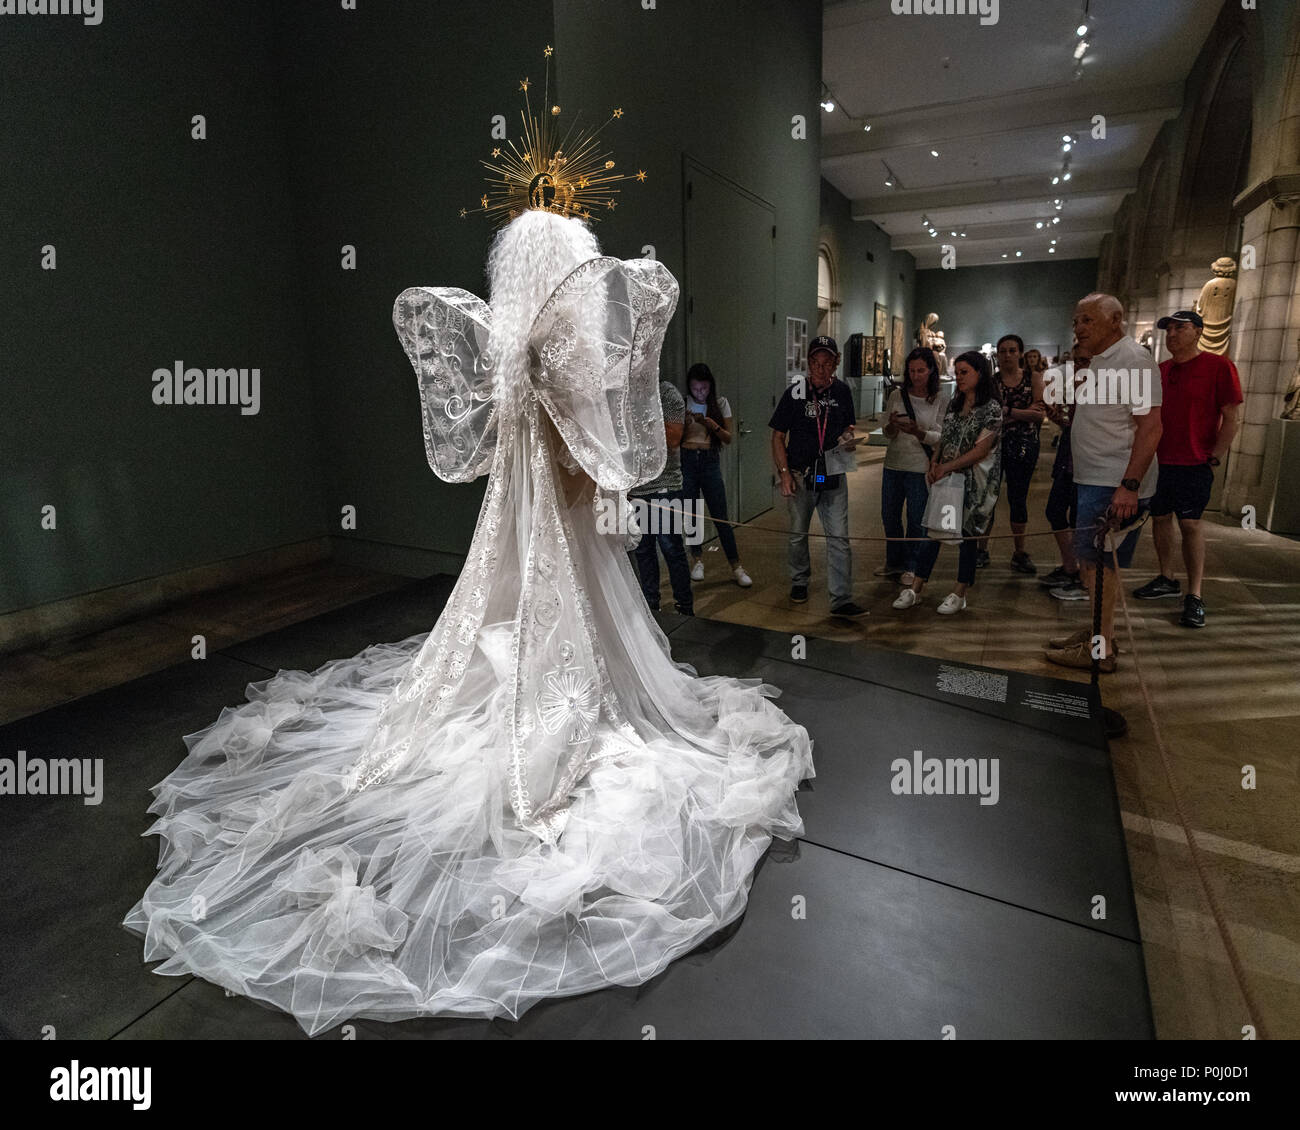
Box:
[1132,310,1242,627]
[769,336,867,618]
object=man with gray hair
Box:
[1045,293,1162,671]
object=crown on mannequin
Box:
[461,45,646,226]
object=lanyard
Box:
[814,391,829,453]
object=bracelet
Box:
[777,467,788,474]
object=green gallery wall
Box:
[1,0,836,618]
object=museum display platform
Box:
[0,575,1152,1040]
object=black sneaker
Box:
[976,550,990,570]
[1135,574,1181,600]
[1049,576,1089,601]
[790,584,809,604]
[1010,552,1037,576]
[1039,566,1073,587]
[1180,594,1205,628]
[830,601,869,619]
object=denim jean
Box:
[913,534,980,587]
[1072,483,1152,571]
[680,447,739,563]
[787,480,851,605]
[628,490,694,612]
[881,467,929,572]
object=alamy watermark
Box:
[0,0,103,25]
[891,749,1000,805]
[1,751,104,805]
[1042,362,1154,410]
[891,0,999,27]
[152,361,261,415]
[595,495,703,543]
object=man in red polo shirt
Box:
[1133,310,1242,627]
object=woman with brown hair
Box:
[681,362,752,587]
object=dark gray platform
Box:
[0,576,1152,1040]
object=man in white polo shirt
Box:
[1045,293,1162,671]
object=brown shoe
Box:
[1044,641,1116,672]
[1046,627,1121,654]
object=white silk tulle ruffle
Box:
[122,605,811,1033]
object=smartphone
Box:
[689,402,706,414]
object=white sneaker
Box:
[732,565,753,588]
[690,559,704,581]
[936,593,967,615]
[892,588,920,610]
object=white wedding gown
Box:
[124,211,814,1035]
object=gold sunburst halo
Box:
[464,46,644,226]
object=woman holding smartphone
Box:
[892,351,1002,614]
[681,363,752,587]
[878,347,950,585]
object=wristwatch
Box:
[1208,455,1221,467]
[1120,477,1141,492]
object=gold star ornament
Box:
[461,49,647,226]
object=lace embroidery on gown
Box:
[124,210,814,1034]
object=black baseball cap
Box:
[1157,310,1204,329]
[809,335,839,358]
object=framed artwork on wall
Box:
[892,316,905,377]
[785,317,808,380]
[874,303,888,339]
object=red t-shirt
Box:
[1157,351,1243,465]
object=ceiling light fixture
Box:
[863,123,872,132]
[930,149,940,158]
[1052,176,1060,185]
[1076,23,1089,37]
[1015,251,1023,257]
[1049,247,1057,254]
[1073,40,1089,61]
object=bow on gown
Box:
[348,255,680,843]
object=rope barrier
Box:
[637,496,1086,544]
[1110,543,1270,1040]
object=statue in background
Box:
[1282,337,1300,420]
[1195,257,1238,356]
[917,311,949,374]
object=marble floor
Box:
[680,441,1300,1042]
[3,434,1296,1039]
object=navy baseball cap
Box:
[809,335,839,358]
[1157,310,1204,329]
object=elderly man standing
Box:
[1133,310,1242,628]
[1045,294,1162,671]
[770,336,867,619]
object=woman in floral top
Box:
[892,350,1002,615]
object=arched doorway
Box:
[816,244,840,340]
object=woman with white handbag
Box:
[892,351,1003,614]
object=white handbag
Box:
[922,472,965,543]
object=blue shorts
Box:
[1073,483,1151,569]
